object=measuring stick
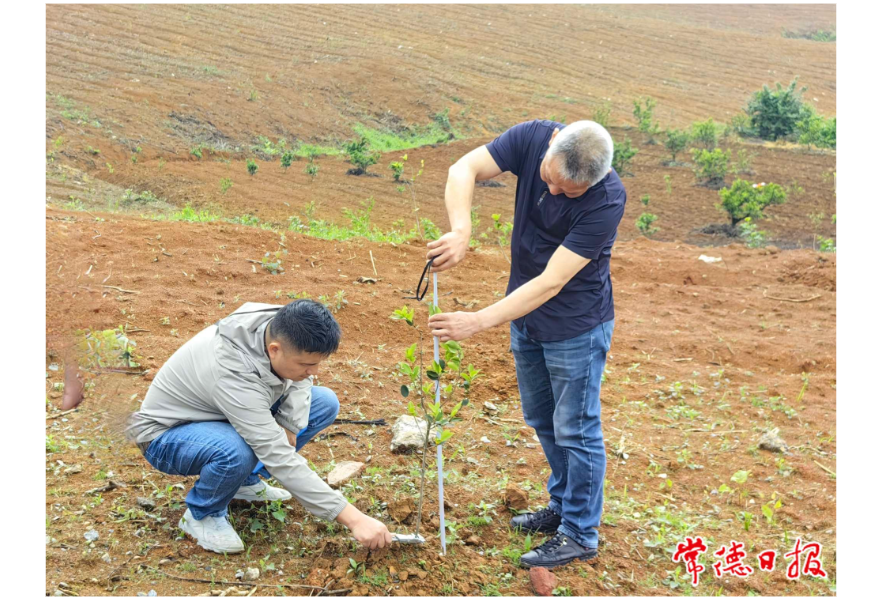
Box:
[432,272,447,555]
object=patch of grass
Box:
[352,121,455,153]
[165,205,221,223]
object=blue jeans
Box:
[510,319,614,548]
[143,386,340,519]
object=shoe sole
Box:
[178,518,245,554]
[519,553,598,569]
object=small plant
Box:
[319,290,348,313]
[738,217,768,249]
[391,304,481,540]
[632,96,661,143]
[640,194,650,206]
[593,101,612,128]
[664,129,690,163]
[818,236,836,253]
[248,89,259,102]
[636,213,660,237]
[77,326,140,369]
[305,162,319,179]
[733,149,756,175]
[663,174,672,195]
[612,137,638,176]
[343,136,379,175]
[796,106,836,149]
[691,147,731,188]
[261,250,285,275]
[389,161,404,181]
[246,158,258,176]
[106,162,114,174]
[190,145,203,159]
[690,118,722,149]
[717,179,787,227]
[488,214,513,247]
[219,177,233,194]
[86,146,100,156]
[130,146,141,164]
[280,149,295,170]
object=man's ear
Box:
[548,128,560,147]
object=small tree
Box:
[343,136,379,175]
[717,179,787,227]
[389,161,404,181]
[690,119,721,149]
[612,137,638,176]
[593,102,612,128]
[745,77,809,141]
[632,96,661,143]
[246,158,258,176]
[664,129,690,163]
[796,106,836,149]
[691,148,731,188]
[636,213,659,237]
[280,150,295,170]
[391,305,480,540]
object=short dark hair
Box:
[268,299,341,356]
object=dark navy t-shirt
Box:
[486,120,627,342]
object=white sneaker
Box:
[233,479,293,503]
[178,508,245,554]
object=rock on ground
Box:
[327,461,365,487]
[502,485,530,511]
[243,567,260,581]
[530,567,557,596]
[390,415,436,453]
[137,497,157,511]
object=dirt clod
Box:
[530,567,556,596]
[387,496,415,523]
[502,485,530,511]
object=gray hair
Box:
[547,120,614,187]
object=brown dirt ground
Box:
[45,3,836,597]
[46,211,836,596]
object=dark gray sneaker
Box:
[519,533,598,568]
[509,506,562,534]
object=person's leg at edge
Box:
[510,322,568,517]
[544,319,614,549]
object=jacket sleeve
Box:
[212,374,348,521]
[274,382,311,434]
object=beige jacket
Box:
[126,302,347,521]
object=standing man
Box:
[127,299,392,553]
[427,119,626,568]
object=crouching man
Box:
[126,299,391,553]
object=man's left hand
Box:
[428,311,483,342]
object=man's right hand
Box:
[427,230,469,272]
[336,503,392,549]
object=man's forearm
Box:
[476,274,560,331]
[444,165,476,237]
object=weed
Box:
[261,250,285,275]
[593,101,612,128]
[190,145,204,159]
[219,178,233,194]
[305,163,319,179]
[664,174,672,194]
[77,326,140,369]
[168,205,220,223]
[246,158,258,176]
[738,217,768,248]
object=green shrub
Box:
[632,96,661,142]
[691,148,731,188]
[343,137,379,175]
[433,108,452,131]
[612,137,638,175]
[305,163,319,179]
[420,218,441,241]
[246,158,258,176]
[389,161,404,181]
[636,213,659,237]
[190,146,203,159]
[717,180,787,227]
[738,217,768,248]
[690,119,722,149]
[664,129,690,163]
[280,149,295,170]
[593,102,611,128]
[745,77,809,141]
[796,106,836,149]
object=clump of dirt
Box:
[502,485,530,511]
[387,496,415,524]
